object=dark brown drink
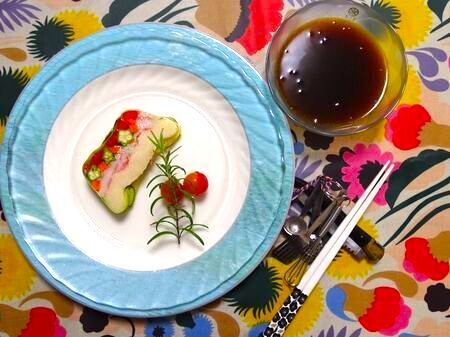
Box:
[276,18,387,126]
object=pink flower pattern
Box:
[324,143,400,205]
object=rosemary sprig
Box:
[146,131,208,245]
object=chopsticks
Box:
[263,161,395,337]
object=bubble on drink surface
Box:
[348,7,359,17]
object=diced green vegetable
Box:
[103,148,115,164]
[125,185,136,207]
[118,130,134,146]
[87,166,101,181]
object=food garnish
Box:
[147,132,209,245]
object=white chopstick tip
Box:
[387,163,395,174]
[379,163,395,186]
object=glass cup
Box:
[266,0,407,136]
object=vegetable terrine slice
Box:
[82,110,180,214]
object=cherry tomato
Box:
[182,171,208,197]
[160,180,184,205]
[121,110,139,123]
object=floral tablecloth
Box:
[0,0,449,336]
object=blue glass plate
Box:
[0,24,294,317]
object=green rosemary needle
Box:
[147,131,208,245]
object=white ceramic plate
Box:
[45,64,251,271]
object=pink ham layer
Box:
[98,113,153,197]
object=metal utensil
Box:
[284,196,345,287]
[294,184,382,260]
[283,182,322,236]
[272,183,322,264]
[305,195,341,238]
[310,190,324,223]
[271,219,308,265]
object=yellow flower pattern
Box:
[326,218,379,279]
[0,124,4,143]
[22,65,42,80]
[0,234,36,301]
[55,10,103,42]
[387,0,433,49]
[242,258,324,336]
[341,120,386,144]
[399,65,422,105]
